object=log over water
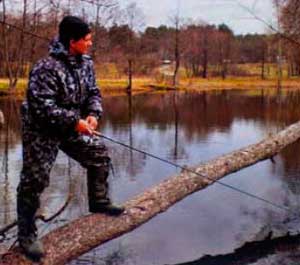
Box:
[2,121,300,265]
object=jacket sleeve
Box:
[27,67,80,133]
[85,60,103,119]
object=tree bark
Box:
[173,17,180,87]
[1,0,14,88]
[2,121,300,265]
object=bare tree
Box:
[169,7,182,87]
[0,0,51,88]
[173,15,180,87]
[91,0,119,60]
[15,0,28,86]
[215,24,233,80]
[121,2,145,93]
[181,22,212,78]
[274,0,283,92]
[0,0,28,89]
[1,0,13,88]
[279,0,300,77]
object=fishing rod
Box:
[93,131,293,214]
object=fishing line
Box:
[95,131,293,214]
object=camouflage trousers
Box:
[17,122,110,240]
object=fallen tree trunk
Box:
[2,121,300,265]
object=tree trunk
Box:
[2,121,300,265]
[261,48,265,80]
[13,0,28,86]
[173,21,180,87]
[1,0,14,88]
[28,0,38,70]
[222,60,227,80]
[202,30,208,79]
[202,48,208,78]
[126,59,132,94]
[275,0,282,93]
[91,1,100,60]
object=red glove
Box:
[86,116,98,130]
[75,119,93,135]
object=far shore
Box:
[1,77,300,97]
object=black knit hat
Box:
[59,16,91,49]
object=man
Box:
[17,16,124,261]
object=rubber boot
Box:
[87,166,124,216]
[17,187,44,261]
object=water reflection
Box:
[1,90,300,264]
[0,98,20,230]
[173,232,300,265]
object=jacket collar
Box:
[48,37,83,68]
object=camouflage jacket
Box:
[23,38,102,136]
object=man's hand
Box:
[75,119,93,135]
[86,116,98,130]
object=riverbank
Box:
[1,77,300,96]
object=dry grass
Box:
[0,77,154,96]
[178,76,300,91]
[1,66,300,96]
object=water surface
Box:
[1,89,300,265]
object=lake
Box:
[1,89,300,265]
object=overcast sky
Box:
[122,0,276,35]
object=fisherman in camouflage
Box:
[17,16,124,261]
